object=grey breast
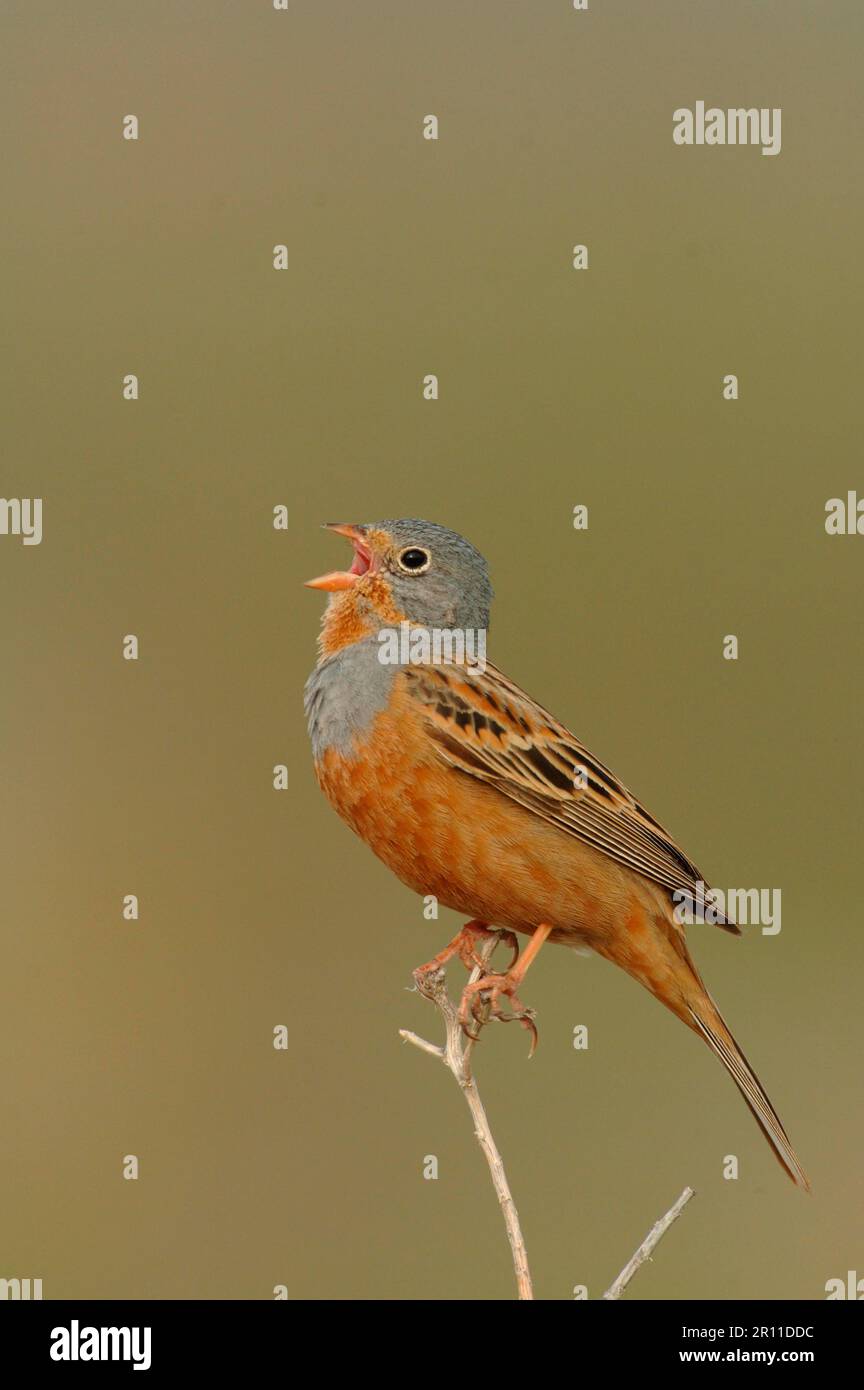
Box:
[304,635,398,761]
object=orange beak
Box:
[305,523,376,592]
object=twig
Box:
[602,1186,695,1300]
[399,933,534,1301]
[399,1031,444,1061]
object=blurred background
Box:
[2,0,862,1300]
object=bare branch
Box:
[603,1186,695,1300]
[399,933,534,1301]
[399,1030,444,1061]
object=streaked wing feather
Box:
[403,662,738,932]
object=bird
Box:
[304,518,810,1190]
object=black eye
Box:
[398,547,431,573]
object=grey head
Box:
[304,519,494,759]
[354,518,493,630]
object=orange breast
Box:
[315,675,637,943]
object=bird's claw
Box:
[412,924,520,983]
[458,971,539,1056]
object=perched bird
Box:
[304,519,809,1190]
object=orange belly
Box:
[315,689,643,947]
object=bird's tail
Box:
[686,991,811,1192]
[593,905,810,1190]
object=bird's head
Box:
[306,519,492,655]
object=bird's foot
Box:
[412,921,520,987]
[458,970,539,1056]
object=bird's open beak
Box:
[304,523,375,591]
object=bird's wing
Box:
[403,661,739,932]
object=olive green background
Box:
[2,1,861,1301]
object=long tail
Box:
[595,906,811,1190]
[687,994,811,1191]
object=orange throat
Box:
[317,577,406,658]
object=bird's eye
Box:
[397,547,431,573]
